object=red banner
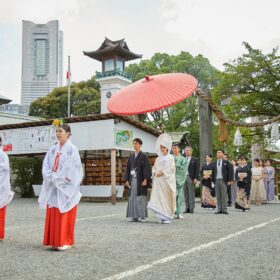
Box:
[3,144,12,152]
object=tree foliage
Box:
[10,157,43,197]
[212,42,280,118]
[29,76,101,119]
[212,42,280,158]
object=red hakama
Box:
[43,205,77,247]
[0,206,7,239]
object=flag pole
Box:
[67,55,71,118]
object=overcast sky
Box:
[0,0,280,104]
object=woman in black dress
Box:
[235,156,252,212]
[201,154,216,209]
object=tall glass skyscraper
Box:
[21,20,63,106]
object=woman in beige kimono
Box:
[148,133,176,224]
[250,158,266,206]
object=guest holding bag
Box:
[200,154,216,209]
[235,156,252,212]
[250,159,266,206]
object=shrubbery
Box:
[10,157,43,197]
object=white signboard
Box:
[19,127,57,152]
[0,119,157,155]
[0,126,57,154]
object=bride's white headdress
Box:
[155,133,172,156]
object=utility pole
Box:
[67,55,71,117]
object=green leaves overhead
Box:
[211,42,280,157]
[212,42,280,118]
[126,51,220,89]
[29,76,100,119]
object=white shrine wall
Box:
[0,119,158,155]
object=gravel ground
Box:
[1,198,279,280]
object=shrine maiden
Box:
[38,121,83,250]
[148,133,176,224]
[0,138,14,240]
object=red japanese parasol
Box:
[107,73,198,115]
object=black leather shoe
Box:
[183,209,190,213]
[215,211,222,214]
[222,210,229,214]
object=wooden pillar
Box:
[84,151,87,185]
[111,149,116,205]
[251,117,264,161]
[198,90,212,167]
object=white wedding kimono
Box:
[0,149,14,209]
[38,139,83,213]
[148,154,176,221]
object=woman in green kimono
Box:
[172,144,187,219]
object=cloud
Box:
[158,0,280,67]
[0,0,80,25]
[1,0,280,104]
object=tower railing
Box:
[95,69,132,80]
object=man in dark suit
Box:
[183,146,199,214]
[213,150,233,214]
[223,153,234,207]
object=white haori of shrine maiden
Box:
[38,139,83,213]
[0,149,14,209]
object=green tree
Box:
[212,42,280,118]
[29,76,101,119]
[212,42,280,158]
[10,157,43,197]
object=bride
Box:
[148,133,176,224]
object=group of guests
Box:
[124,133,222,222]
[201,154,276,212]
[125,133,277,224]
[0,128,277,250]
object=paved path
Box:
[1,198,279,280]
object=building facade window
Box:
[104,59,114,71]
[116,59,123,71]
[34,39,48,76]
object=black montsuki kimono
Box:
[235,164,252,211]
[200,162,216,208]
[123,151,152,196]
